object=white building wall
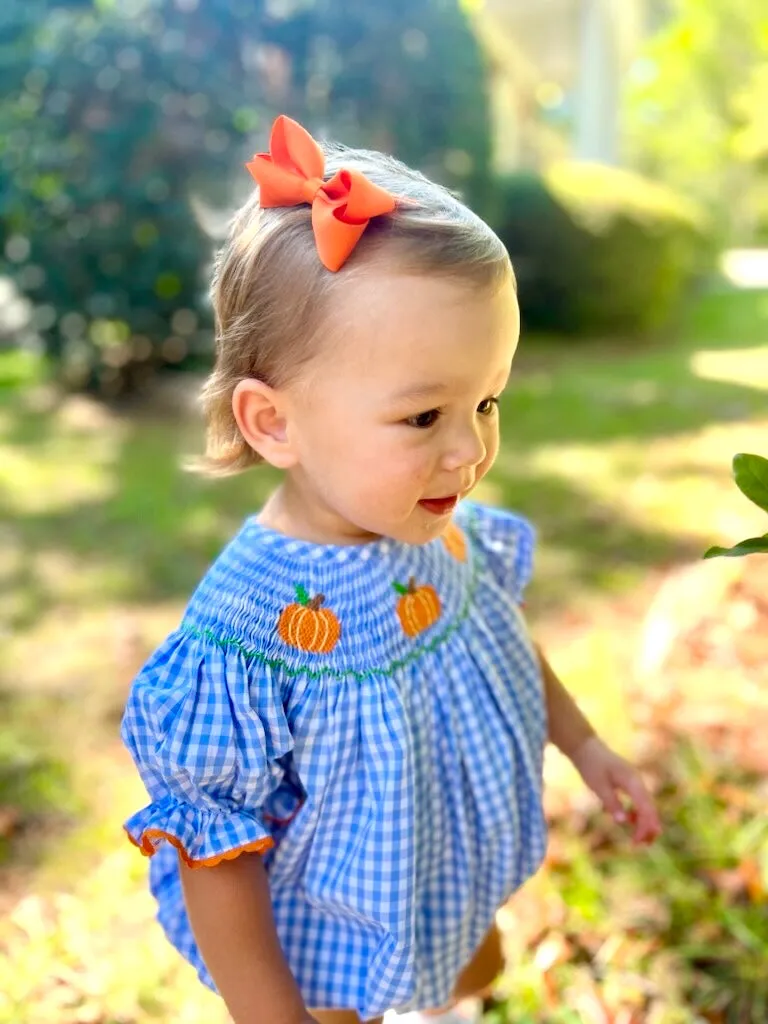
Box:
[574,0,620,163]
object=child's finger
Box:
[617,772,661,843]
[625,805,661,844]
[592,779,627,824]
[636,804,662,843]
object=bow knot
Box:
[246,116,398,272]
[300,176,324,205]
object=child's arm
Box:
[536,645,596,758]
[536,645,661,845]
[179,852,317,1024]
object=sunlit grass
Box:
[2,288,765,621]
[0,287,766,1022]
[691,346,768,390]
[0,846,229,1024]
[523,422,767,545]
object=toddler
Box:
[122,116,660,1024]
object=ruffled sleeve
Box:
[464,502,536,604]
[121,630,298,869]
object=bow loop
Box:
[246,115,397,271]
[323,168,397,223]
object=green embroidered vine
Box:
[182,516,482,682]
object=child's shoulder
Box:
[123,517,298,716]
[458,499,534,536]
[182,515,288,636]
[457,501,536,603]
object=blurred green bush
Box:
[0,0,491,395]
[492,162,714,336]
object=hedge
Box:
[490,162,714,336]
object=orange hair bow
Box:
[245,115,397,272]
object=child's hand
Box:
[569,735,661,845]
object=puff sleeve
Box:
[121,630,298,868]
[465,502,536,604]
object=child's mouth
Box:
[419,495,458,516]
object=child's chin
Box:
[391,517,450,547]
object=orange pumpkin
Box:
[394,576,441,638]
[441,521,467,562]
[278,585,341,654]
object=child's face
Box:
[284,270,520,545]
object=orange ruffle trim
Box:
[125,826,274,869]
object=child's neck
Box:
[258,478,380,547]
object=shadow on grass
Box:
[0,401,278,630]
[0,689,78,871]
[0,287,765,895]
[487,471,708,609]
[1,289,766,632]
[508,317,768,449]
[0,402,731,632]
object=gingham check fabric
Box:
[121,502,548,1019]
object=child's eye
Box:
[477,397,500,416]
[406,409,442,429]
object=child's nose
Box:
[441,423,487,472]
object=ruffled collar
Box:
[182,504,480,677]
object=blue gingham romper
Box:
[121,501,548,1019]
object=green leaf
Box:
[704,534,768,558]
[393,581,409,595]
[733,453,768,513]
[295,584,310,605]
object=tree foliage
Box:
[625,0,768,241]
[0,0,491,393]
[492,161,710,336]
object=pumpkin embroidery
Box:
[441,521,467,562]
[394,577,441,638]
[278,585,341,654]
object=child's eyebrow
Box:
[391,382,448,404]
[392,369,512,405]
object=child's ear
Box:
[232,379,298,469]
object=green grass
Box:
[0,287,767,1023]
[491,288,768,609]
[2,289,766,629]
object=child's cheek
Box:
[479,431,500,479]
[399,453,432,490]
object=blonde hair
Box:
[197,141,512,476]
